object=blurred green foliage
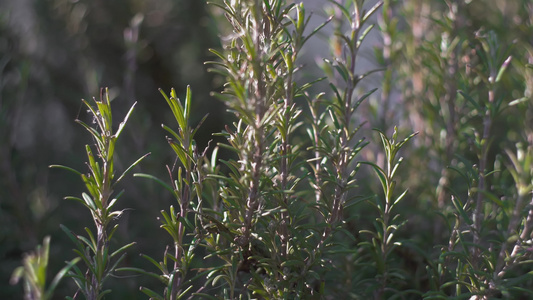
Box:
[0,0,221,298]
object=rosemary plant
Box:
[10,236,79,300]
[9,0,533,299]
[50,89,148,299]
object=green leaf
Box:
[111,242,136,258]
[84,228,97,249]
[362,1,384,23]
[114,102,136,138]
[114,153,151,186]
[76,118,102,143]
[160,88,186,131]
[509,97,529,106]
[81,193,97,211]
[49,164,82,176]
[60,225,82,249]
[44,257,80,300]
[64,196,92,210]
[458,90,482,112]
[140,253,168,275]
[76,235,96,253]
[361,161,387,193]
[192,293,219,300]
[327,0,350,20]
[185,85,192,125]
[140,286,164,299]
[134,173,175,195]
[451,196,472,225]
[495,56,512,83]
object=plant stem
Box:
[437,0,461,210]
[279,54,294,259]
[473,88,493,247]
[496,192,526,278]
[242,0,266,248]
[329,0,362,228]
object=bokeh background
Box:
[0,0,226,297]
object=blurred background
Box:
[0,0,226,297]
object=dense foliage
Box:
[3,0,533,299]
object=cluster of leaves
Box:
[379,0,533,298]
[0,0,219,297]
[10,236,79,300]
[49,90,148,299]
